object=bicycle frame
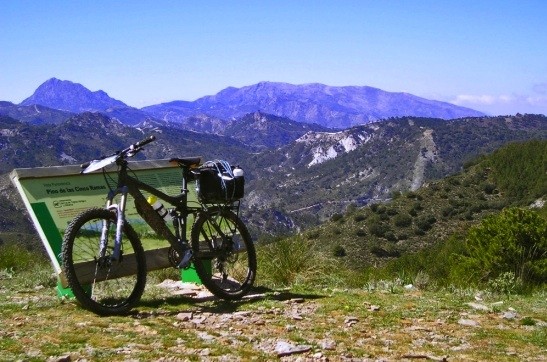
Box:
[101,158,202,262]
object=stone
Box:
[275,341,312,357]
[502,311,518,320]
[176,312,193,321]
[458,318,480,327]
[467,302,490,311]
[320,339,336,350]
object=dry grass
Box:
[1,263,545,361]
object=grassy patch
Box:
[1,239,545,361]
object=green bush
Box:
[415,215,436,231]
[368,220,391,238]
[393,213,412,227]
[380,233,465,287]
[330,213,344,222]
[452,207,547,287]
[256,235,335,287]
[487,140,547,201]
[333,245,347,257]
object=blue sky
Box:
[1,0,546,116]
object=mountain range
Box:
[1,109,545,240]
[13,78,486,128]
[1,77,545,242]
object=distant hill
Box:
[16,78,486,129]
[167,112,329,149]
[0,101,73,125]
[243,114,547,235]
[143,82,486,128]
[19,78,159,125]
[0,112,545,243]
[0,112,253,175]
[221,112,330,150]
[299,139,547,268]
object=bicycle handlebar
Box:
[80,135,157,170]
[134,135,156,149]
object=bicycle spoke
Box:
[62,208,146,315]
[191,208,256,300]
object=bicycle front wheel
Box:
[191,208,256,300]
[62,208,147,315]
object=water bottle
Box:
[232,166,244,199]
[147,196,171,221]
[233,166,244,177]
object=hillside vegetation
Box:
[257,139,547,291]
[245,114,547,235]
[0,113,545,243]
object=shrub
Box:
[346,203,358,214]
[333,245,347,257]
[415,215,436,231]
[381,233,466,287]
[371,245,401,258]
[330,213,344,222]
[368,217,391,237]
[441,206,454,217]
[394,213,412,228]
[386,208,399,216]
[384,231,397,242]
[397,233,408,241]
[452,207,547,288]
[487,272,522,295]
[355,229,367,237]
[379,212,390,221]
[256,235,335,287]
[412,202,423,211]
[482,182,497,195]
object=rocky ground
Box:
[1,278,545,361]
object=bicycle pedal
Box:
[177,249,193,269]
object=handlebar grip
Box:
[135,135,156,148]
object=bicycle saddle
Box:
[169,157,202,168]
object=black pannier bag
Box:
[195,160,244,204]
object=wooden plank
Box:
[70,247,173,285]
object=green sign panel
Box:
[10,159,201,294]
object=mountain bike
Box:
[61,136,256,315]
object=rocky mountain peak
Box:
[20,78,127,113]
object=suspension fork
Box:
[99,186,129,262]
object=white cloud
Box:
[451,94,504,105]
[526,95,547,106]
[450,92,547,116]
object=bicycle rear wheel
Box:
[62,208,146,315]
[191,208,256,300]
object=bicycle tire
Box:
[62,208,147,315]
[191,208,256,300]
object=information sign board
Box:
[10,159,201,295]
